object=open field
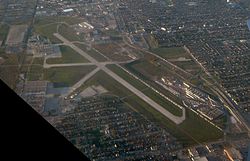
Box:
[150,47,206,78]
[46,45,89,64]
[34,16,84,26]
[27,64,44,81]
[58,24,84,42]
[0,54,19,89]
[75,43,107,62]
[25,56,44,81]
[33,57,44,65]
[102,29,120,37]
[44,65,96,88]
[34,16,84,43]
[107,64,147,90]
[107,64,183,116]
[34,23,62,43]
[0,24,9,42]
[75,70,223,146]
[93,43,131,61]
[126,59,170,79]
[174,60,202,75]
[151,47,191,59]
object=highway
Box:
[53,33,186,124]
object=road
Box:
[53,33,186,124]
[44,62,95,68]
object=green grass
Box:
[58,24,84,42]
[44,66,96,87]
[34,23,62,44]
[34,16,84,43]
[174,60,199,69]
[25,56,44,81]
[128,59,169,78]
[27,64,44,81]
[0,24,9,41]
[151,47,191,59]
[75,43,107,62]
[46,45,89,64]
[107,64,147,90]
[33,57,44,65]
[34,16,84,26]
[0,54,19,89]
[150,47,205,77]
[107,64,182,116]
[78,70,223,146]
[103,29,120,37]
[178,110,223,144]
[173,60,201,75]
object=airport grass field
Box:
[44,66,96,87]
[34,23,62,44]
[75,43,107,62]
[58,24,84,42]
[27,64,44,81]
[0,54,19,89]
[34,16,84,44]
[34,16,84,26]
[0,24,9,41]
[151,47,190,59]
[46,45,89,64]
[32,57,44,65]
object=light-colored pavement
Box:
[44,62,108,68]
[54,33,186,124]
[44,61,135,68]
[44,62,96,68]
